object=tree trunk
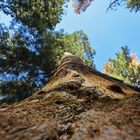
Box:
[0,53,140,140]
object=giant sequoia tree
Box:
[0,0,95,102]
[0,53,139,140]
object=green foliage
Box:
[0,0,66,32]
[0,22,95,102]
[104,46,140,87]
[0,0,95,103]
[0,79,36,103]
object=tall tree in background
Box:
[0,0,95,102]
[104,46,140,87]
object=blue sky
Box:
[0,0,140,72]
[56,0,140,71]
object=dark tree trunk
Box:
[0,53,140,140]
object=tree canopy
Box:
[104,46,140,87]
[0,0,95,103]
[0,0,66,31]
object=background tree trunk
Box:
[0,53,140,140]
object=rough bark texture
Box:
[0,53,140,140]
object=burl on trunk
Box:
[0,53,140,140]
